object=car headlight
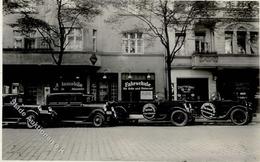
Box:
[38,106,42,111]
[48,106,53,112]
[103,105,107,111]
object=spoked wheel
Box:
[92,113,105,127]
[230,109,248,126]
[171,110,188,126]
[26,113,38,129]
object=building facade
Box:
[2,2,165,104]
[2,1,259,109]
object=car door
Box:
[69,94,86,120]
[48,94,72,120]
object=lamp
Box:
[102,68,110,80]
[127,73,132,80]
[103,74,107,79]
[147,73,151,79]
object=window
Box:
[237,31,246,54]
[195,32,207,53]
[93,29,97,52]
[122,32,144,54]
[13,30,36,49]
[250,32,258,54]
[65,28,83,51]
[175,33,185,55]
[13,30,23,48]
[225,31,233,54]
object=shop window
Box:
[195,32,207,53]
[90,74,118,102]
[177,78,208,101]
[110,82,118,101]
[99,81,109,102]
[121,73,155,101]
[25,86,37,104]
[237,31,246,54]
[225,31,233,54]
[250,32,258,54]
[65,28,83,51]
[122,32,144,54]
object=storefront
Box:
[121,73,155,101]
[177,78,209,101]
[90,73,118,102]
[217,69,259,101]
[171,69,216,101]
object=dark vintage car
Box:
[2,94,55,128]
[185,93,255,126]
[45,93,116,127]
[108,99,194,126]
[110,93,255,126]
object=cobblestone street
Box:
[2,118,260,162]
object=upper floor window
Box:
[122,32,144,54]
[237,31,246,54]
[195,32,207,53]
[93,29,97,52]
[250,32,258,54]
[175,33,186,56]
[225,31,233,54]
[13,30,36,49]
[224,24,259,55]
[65,28,83,51]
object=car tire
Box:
[170,110,188,126]
[92,113,105,127]
[230,109,248,126]
[26,113,38,129]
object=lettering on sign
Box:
[122,80,154,91]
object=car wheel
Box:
[92,113,105,127]
[230,109,248,126]
[171,110,188,126]
[26,113,38,129]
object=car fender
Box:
[89,109,106,119]
[168,106,192,119]
[169,106,189,113]
[228,105,249,115]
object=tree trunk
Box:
[167,61,172,101]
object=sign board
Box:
[53,81,84,92]
[122,80,154,91]
[140,91,153,100]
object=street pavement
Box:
[2,116,260,162]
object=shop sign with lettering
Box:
[53,81,84,92]
[122,80,154,91]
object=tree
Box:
[3,0,103,66]
[108,0,217,100]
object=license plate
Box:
[106,111,112,115]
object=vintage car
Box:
[110,93,255,126]
[108,99,194,126]
[2,94,55,128]
[185,93,254,126]
[45,93,116,127]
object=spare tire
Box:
[142,103,157,120]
